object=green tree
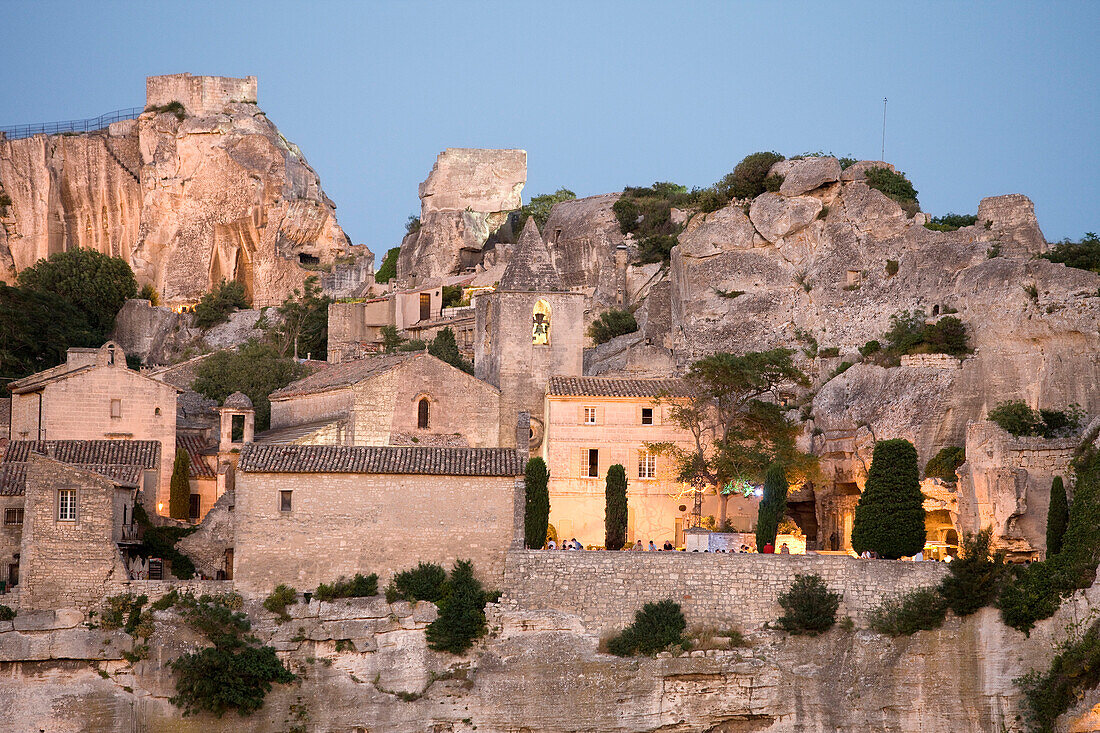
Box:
[425,560,493,654]
[191,340,306,431]
[380,324,405,352]
[375,246,400,283]
[271,275,331,359]
[605,464,628,550]
[924,446,965,482]
[1042,232,1100,274]
[924,316,969,355]
[523,458,550,550]
[0,283,96,383]
[755,463,789,549]
[864,167,920,217]
[587,309,638,345]
[169,448,192,521]
[1047,476,1069,557]
[717,151,786,200]
[428,327,473,373]
[139,283,160,305]
[192,280,250,329]
[651,349,813,528]
[512,188,576,233]
[851,439,926,559]
[938,527,1006,616]
[16,248,137,341]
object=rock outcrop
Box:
[0,73,370,306]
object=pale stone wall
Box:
[502,549,949,634]
[899,353,962,369]
[18,456,132,610]
[233,471,521,594]
[270,387,354,430]
[0,496,24,589]
[146,73,258,116]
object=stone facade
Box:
[326,285,443,362]
[502,549,948,634]
[146,72,258,117]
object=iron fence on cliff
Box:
[0,107,144,141]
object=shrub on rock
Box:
[776,574,841,635]
[868,587,947,636]
[387,562,447,603]
[606,600,687,656]
[587,309,638,345]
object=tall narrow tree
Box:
[851,439,926,559]
[523,458,550,549]
[1046,475,1069,557]
[605,464,628,550]
[755,463,789,549]
[169,448,192,521]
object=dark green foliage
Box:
[763,174,784,193]
[776,574,841,635]
[132,504,197,579]
[398,338,427,352]
[0,605,14,621]
[864,167,919,217]
[427,327,472,373]
[146,101,186,120]
[988,401,1083,439]
[405,216,421,235]
[1042,232,1100,274]
[17,248,137,340]
[838,157,857,170]
[859,340,881,357]
[999,449,1100,633]
[271,276,331,359]
[923,316,969,355]
[139,283,160,305]
[939,528,1006,616]
[441,285,464,308]
[1016,617,1100,733]
[192,340,307,431]
[885,259,899,276]
[851,439,926,559]
[755,464,789,549]
[606,600,687,656]
[169,447,191,520]
[387,562,448,603]
[314,573,378,602]
[425,560,493,654]
[192,280,249,329]
[818,346,840,358]
[587,309,639,345]
[524,458,550,550]
[717,152,786,201]
[262,585,297,621]
[868,587,947,636]
[883,310,928,353]
[380,324,404,352]
[169,596,296,717]
[924,213,978,232]
[830,361,854,378]
[881,309,970,357]
[925,446,966,482]
[604,464,628,551]
[100,593,150,635]
[0,282,99,385]
[375,246,400,283]
[512,188,576,232]
[638,234,678,264]
[1047,476,1069,557]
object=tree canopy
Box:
[191,340,307,431]
[16,248,137,340]
[271,275,330,359]
[851,439,926,559]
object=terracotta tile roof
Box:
[0,462,143,495]
[253,417,347,445]
[269,353,419,399]
[239,444,523,477]
[500,218,563,292]
[547,376,690,399]
[176,435,216,478]
[4,440,161,469]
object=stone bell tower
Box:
[475,218,584,449]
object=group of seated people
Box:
[542,538,793,553]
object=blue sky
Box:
[4,1,1098,256]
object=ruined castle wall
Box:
[502,550,948,634]
[146,73,257,117]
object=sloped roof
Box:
[269,352,418,399]
[223,391,253,409]
[176,434,216,478]
[547,376,691,398]
[6,363,94,394]
[0,462,143,496]
[239,444,523,477]
[253,417,347,445]
[4,440,161,469]
[499,218,563,292]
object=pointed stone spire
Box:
[499,217,563,292]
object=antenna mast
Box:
[881,97,887,160]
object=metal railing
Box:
[0,107,144,141]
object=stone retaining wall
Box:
[501,550,949,633]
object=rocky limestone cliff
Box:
[0,74,370,306]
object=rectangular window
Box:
[110,399,122,418]
[641,407,654,425]
[583,407,597,425]
[189,494,201,520]
[586,449,599,478]
[231,414,245,443]
[57,489,77,521]
[638,450,656,479]
[279,490,293,512]
[4,508,23,526]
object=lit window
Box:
[638,450,656,479]
[533,299,551,345]
[418,398,430,429]
[4,508,23,526]
[58,489,77,521]
[585,449,599,478]
[641,407,653,425]
[584,407,597,425]
[110,399,122,418]
[279,491,293,512]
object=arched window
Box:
[418,398,430,429]
[533,299,551,345]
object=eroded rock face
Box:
[678,203,756,256]
[750,192,823,243]
[0,84,364,307]
[778,156,841,196]
[543,193,626,302]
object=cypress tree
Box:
[523,457,550,549]
[755,463,788,549]
[1046,475,1069,557]
[169,448,191,520]
[851,439,926,559]
[605,464,628,550]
